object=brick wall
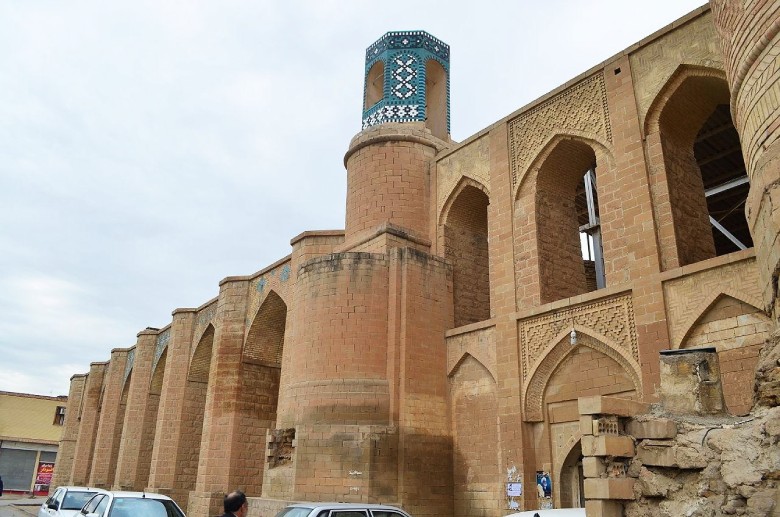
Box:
[70,362,106,486]
[344,124,442,248]
[444,184,491,327]
[51,374,86,488]
[450,355,501,517]
[683,296,771,414]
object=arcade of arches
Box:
[53,6,780,517]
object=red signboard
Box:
[35,462,54,489]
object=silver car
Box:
[38,487,110,517]
[79,491,186,517]
[274,503,412,517]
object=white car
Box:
[275,503,413,517]
[39,487,110,517]
[79,491,186,517]
[505,509,586,517]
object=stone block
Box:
[635,440,707,469]
[581,435,635,457]
[580,415,595,436]
[585,499,624,517]
[583,456,606,478]
[584,477,636,500]
[626,418,677,439]
[579,396,649,417]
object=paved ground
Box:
[0,494,46,517]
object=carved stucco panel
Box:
[508,72,612,188]
[519,293,638,382]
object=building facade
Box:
[0,391,67,494]
[54,4,780,517]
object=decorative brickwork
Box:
[630,12,724,129]
[523,325,642,422]
[508,73,612,189]
[520,294,639,381]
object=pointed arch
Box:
[425,57,448,140]
[440,178,491,327]
[449,353,500,516]
[675,289,765,349]
[149,348,167,395]
[554,436,584,510]
[523,326,642,421]
[644,64,750,267]
[514,133,616,304]
[439,176,490,228]
[189,324,215,382]
[244,290,287,364]
[448,352,497,383]
[514,131,615,198]
[644,65,728,136]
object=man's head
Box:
[224,491,247,516]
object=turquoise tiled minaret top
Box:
[362,31,450,133]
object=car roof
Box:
[287,503,407,511]
[59,486,110,493]
[109,491,174,500]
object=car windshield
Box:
[108,497,184,517]
[61,491,99,510]
[274,507,315,517]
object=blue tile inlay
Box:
[362,31,450,132]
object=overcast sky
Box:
[0,1,706,397]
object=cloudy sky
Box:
[0,0,706,397]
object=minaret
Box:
[343,31,451,249]
[267,32,454,516]
[362,31,450,139]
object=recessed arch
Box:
[554,437,584,510]
[244,290,287,364]
[675,289,765,349]
[439,176,490,228]
[523,135,614,303]
[441,179,491,327]
[448,352,496,384]
[514,131,615,197]
[645,64,750,267]
[149,348,167,395]
[364,60,385,110]
[523,326,642,422]
[644,65,729,137]
[449,354,500,517]
[189,324,215,382]
[425,58,448,140]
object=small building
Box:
[0,390,67,494]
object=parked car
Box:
[505,509,586,517]
[38,487,110,517]
[274,503,413,517]
[78,491,186,517]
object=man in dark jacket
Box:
[0,474,4,497]
[220,490,247,517]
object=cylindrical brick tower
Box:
[343,31,451,249]
[266,32,454,516]
[709,0,780,405]
[709,1,780,318]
